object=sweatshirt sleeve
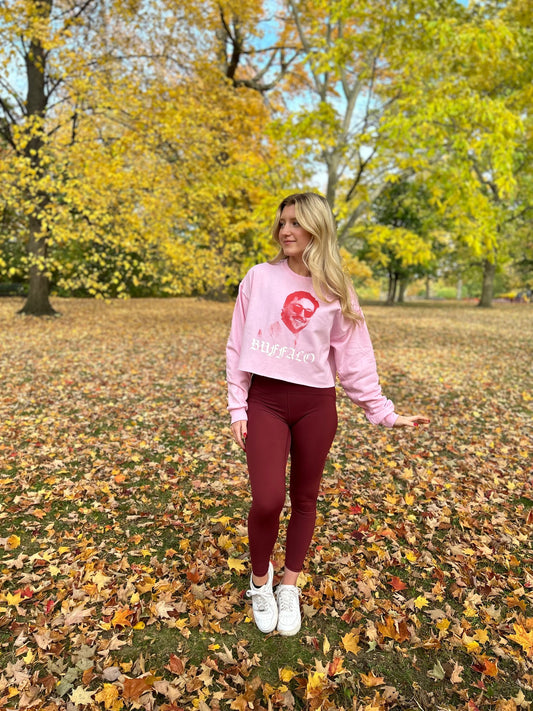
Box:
[331,303,397,427]
[226,275,252,423]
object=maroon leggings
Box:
[246,375,337,576]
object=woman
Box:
[226,192,429,636]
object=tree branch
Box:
[470,154,500,202]
[0,97,18,148]
[217,4,299,93]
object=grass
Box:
[0,297,531,710]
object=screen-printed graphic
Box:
[280,291,320,334]
[254,291,320,360]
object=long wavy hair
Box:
[270,192,362,324]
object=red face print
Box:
[281,291,319,334]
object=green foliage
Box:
[0,206,26,283]
[381,0,532,304]
[0,0,530,307]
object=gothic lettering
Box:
[249,338,315,364]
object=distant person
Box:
[226,192,430,636]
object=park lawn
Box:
[0,297,531,711]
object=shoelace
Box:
[246,588,272,611]
[277,587,300,612]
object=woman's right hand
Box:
[231,420,248,451]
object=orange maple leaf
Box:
[389,576,407,591]
[327,656,345,677]
[230,694,252,711]
[479,656,498,677]
[111,607,133,628]
[123,676,153,701]
[165,654,186,675]
[377,615,410,643]
[360,671,385,687]
[341,631,361,655]
[508,623,533,657]
[94,684,119,710]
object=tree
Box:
[2,0,529,309]
[0,0,159,313]
[0,0,57,313]
[0,0,288,310]
[213,0,300,93]
[367,179,446,304]
[383,0,532,306]
[275,0,412,235]
[264,2,474,233]
[259,0,531,306]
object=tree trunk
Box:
[386,272,397,305]
[18,0,57,316]
[18,217,56,316]
[425,275,431,299]
[456,276,463,300]
[478,259,495,308]
[398,279,407,303]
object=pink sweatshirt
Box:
[226,260,397,427]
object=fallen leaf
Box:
[227,557,246,573]
[360,671,385,687]
[341,631,361,655]
[508,623,533,657]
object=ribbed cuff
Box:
[382,411,398,428]
[230,408,248,424]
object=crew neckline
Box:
[281,258,311,278]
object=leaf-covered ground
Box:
[0,297,531,711]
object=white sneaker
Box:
[275,584,301,636]
[245,562,277,633]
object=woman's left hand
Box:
[393,414,431,428]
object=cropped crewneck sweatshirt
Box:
[226,260,397,427]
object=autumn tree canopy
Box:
[0,0,530,313]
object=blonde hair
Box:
[270,192,362,324]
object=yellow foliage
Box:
[339,247,374,284]
[1,0,530,303]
